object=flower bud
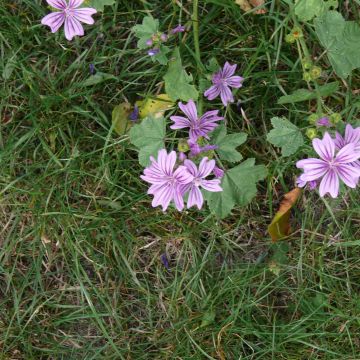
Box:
[310,66,322,80]
[306,128,317,139]
[302,60,312,70]
[285,34,295,44]
[307,114,319,124]
[330,113,341,124]
[316,116,331,127]
[303,71,312,82]
[178,138,190,153]
[145,39,153,47]
[160,33,168,42]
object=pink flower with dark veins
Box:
[296,132,360,198]
[41,0,97,41]
[170,100,224,142]
[180,158,223,209]
[141,149,194,211]
[204,62,244,106]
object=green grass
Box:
[1,0,360,359]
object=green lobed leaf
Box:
[277,82,339,104]
[164,48,199,102]
[129,116,166,167]
[315,11,360,78]
[211,125,247,163]
[204,159,267,219]
[267,117,304,156]
[132,16,159,49]
[294,0,338,22]
[84,0,115,11]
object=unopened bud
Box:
[306,128,317,139]
[330,113,341,124]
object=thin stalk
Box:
[192,0,203,112]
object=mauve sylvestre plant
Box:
[37,2,360,219]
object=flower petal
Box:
[226,75,244,88]
[178,100,198,122]
[41,12,65,33]
[297,158,328,181]
[296,158,327,170]
[198,157,215,178]
[187,185,203,209]
[220,85,234,106]
[336,164,360,188]
[64,16,84,40]
[344,124,360,146]
[319,169,339,198]
[69,0,84,8]
[152,183,173,211]
[335,143,360,164]
[312,132,335,161]
[157,150,176,176]
[222,62,237,78]
[170,116,191,130]
[184,159,198,177]
[201,179,222,192]
[334,132,345,150]
[174,165,194,184]
[46,0,67,9]
[73,8,97,24]
[204,85,221,100]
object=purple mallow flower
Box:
[204,62,244,106]
[41,0,96,41]
[296,132,360,198]
[170,100,224,142]
[316,117,331,127]
[181,158,223,209]
[141,149,193,211]
[171,25,186,34]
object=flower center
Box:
[194,177,202,187]
[64,8,75,17]
[166,176,176,185]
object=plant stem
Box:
[192,0,201,66]
[192,0,203,112]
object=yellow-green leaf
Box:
[136,94,174,119]
[112,103,133,136]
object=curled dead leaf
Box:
[268,188,302,242]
